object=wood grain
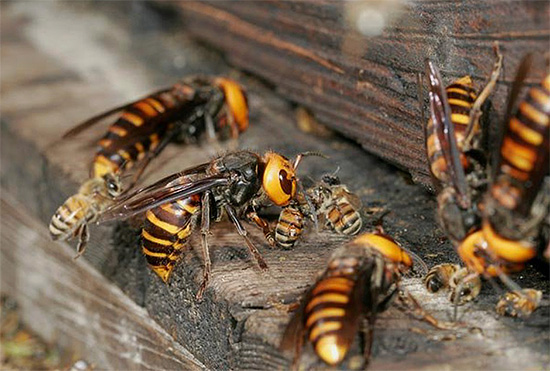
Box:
[166,0,550,186]
[1,2,549,369]
[0,195,205,370]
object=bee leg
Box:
[449,270,481,322]
[224,204,268,270]
[246,210,275,247]
[74,223,89,260]
[495,288,542,318]
[196,191,213,301]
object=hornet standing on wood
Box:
[420,46,502,304]
[280,231,449,368]
[423,51,549,317]
[458,57,550,317]
[275,174,362,249]
[100,150,315,300]
[49,76,249,258]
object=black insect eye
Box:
[279,169,294,195]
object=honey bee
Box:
[100,150,314,300]
[50,76,248,256]
[275,174,363,249]
[424,54,550,317]
[279,231,446,368]
[49,174,122,257]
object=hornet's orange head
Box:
[261,152,297,206]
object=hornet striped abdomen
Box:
[492,74,550,210]
[426,76,477,182]
[93,88,189,178]
[303,258,360,366]
[142,193,201,283]
[477,73,550,267]
[281,232,416,367]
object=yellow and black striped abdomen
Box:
[275,206,304,249]
[92,89,193,178]
[426,76,476,182]
[304,257,359,366]
[49,194,94,240]
[141,194,201,282]
[493,74,550,213]
[326,199,362,236]
[446,77,477,146]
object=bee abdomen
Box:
[275,206,304,249]
[141,195,201,282]
[327,200,362,235]
[49,195,92,240]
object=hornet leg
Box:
[246,209,275,247]
[196,191,213,301]
[225,204,268,270]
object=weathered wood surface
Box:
[1,2,549,370]
[0,195,206,370]
[165,0,550,187]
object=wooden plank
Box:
[165,0,550,186]
[1,2,549,369]
[0,195,205,370]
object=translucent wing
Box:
[425,60,469,208]
[100,172,228,222]
[62,88,171,139]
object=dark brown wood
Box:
[165,0,550,186]
[1,2,549,370]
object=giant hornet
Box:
[100,150,315,300]
[275,174,362,249]
[279,231,450,368]
[423,53,550,317]
[49,76,248,257]
[420,46,502,303]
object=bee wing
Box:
[425,60,469,208]
[100,173,229,222]
[343,190,363,210]
[62,88,172,139]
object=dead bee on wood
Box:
[275,174,362,249]
[49,76,248,257]
[279,231,450,368]
[100,150,318,300]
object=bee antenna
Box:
[293,151,328,169]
